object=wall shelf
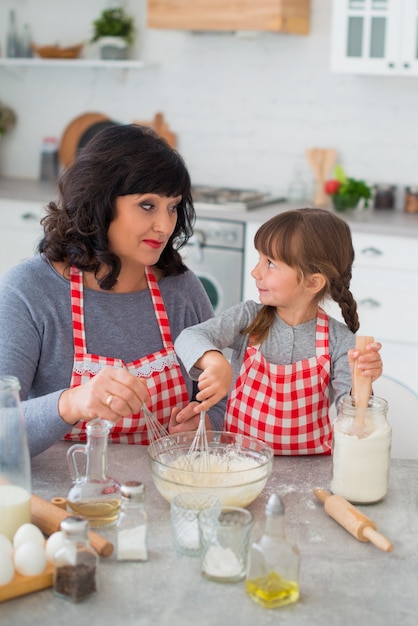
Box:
[0,57,152,69]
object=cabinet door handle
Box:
[360,246,383,257]
[21,212,39,221]
[359,298,380,308]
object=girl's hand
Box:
[348,340,383,383]
[58,367,150,425]
[169,402,211,434]
[192,350,233,414]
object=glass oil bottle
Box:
[66,419,121,528]
[245,493,300,609]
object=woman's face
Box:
[108,193,181,267]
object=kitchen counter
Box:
[2,441,418,625]
[1,177,418,238]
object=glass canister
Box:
[66,419,121,528]
[0,376,32,540]
[330,395,391,504]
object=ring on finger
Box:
[105,394,114,408]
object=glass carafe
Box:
[66,419,121,528]
[331,395,391,503]
[0,376,32,540]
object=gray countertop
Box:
[2,441,417,625]
[1,177,418,238]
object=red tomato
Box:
[324,179,341,195]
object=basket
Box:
[31,43,83,59]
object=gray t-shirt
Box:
[174,300,356,409]
[0,255,226,456]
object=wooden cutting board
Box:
[0,563,53,603]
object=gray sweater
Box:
[174,300,356,410]
[0,255,226,457]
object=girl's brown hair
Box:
[243,208,359,343]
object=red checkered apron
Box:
[65,266,189,444]
[225,307,332,455]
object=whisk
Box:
[187,410,211,472]
[142,403,192,470]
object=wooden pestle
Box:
[314,488,393,552]
[31,494,114,557]
[352,335,374,430]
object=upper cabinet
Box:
[331,0,418,75]
[147,0,310,35]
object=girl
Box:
[174,208,383,455]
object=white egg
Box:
[45,531,66,563]
[0,551,15,585]
[14,542,47,576]
[13,523,45,550]
[0,534,13,559]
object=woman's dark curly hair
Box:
[39,123,195,290]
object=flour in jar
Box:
[331,422,391,503]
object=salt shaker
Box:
[245,494,300,609]
[331,395,391,504]
[53,516,98,603]
[116,481,148,561]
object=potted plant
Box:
[0,100,17,137]
[91,7,135,60]
[324,165,371,212]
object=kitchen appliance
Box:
[192,185,285,211]
[181,217,245,315]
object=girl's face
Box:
[108,193,181,267]
[251,252,306,309]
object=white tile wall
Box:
[1,0,418,205]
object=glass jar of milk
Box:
[0,376,32,540]
[330,395,391,504]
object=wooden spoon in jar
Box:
[352,335,374,432]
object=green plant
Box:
[91,8,135,45]
[0,100,17,136]
[324,165,371,212]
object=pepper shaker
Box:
[53,516,98,602]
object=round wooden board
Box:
[59,112,111,167]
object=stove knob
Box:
[224,231,237,244]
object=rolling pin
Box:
[313,488,393,552]
[31,494,114,557]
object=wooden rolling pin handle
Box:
[313,488,393,552]
[361,525,394,552]
[31,494,114,557]
[50,496,67,510]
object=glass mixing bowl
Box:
[147,431,273,507]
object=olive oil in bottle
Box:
[245,493,300,609]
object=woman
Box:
[0,124,225,456]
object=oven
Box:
[181,217,245,315]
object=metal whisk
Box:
[187,410,211,472]
[142,403,192,470]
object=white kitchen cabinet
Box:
[0,199,44,276]
[244,222,418,394]
[330,0,418,76]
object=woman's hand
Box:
[348,340,383,383]
[58,367,150,426]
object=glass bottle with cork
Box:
[245,493,300,609]
[116,480,148,561]
[53,516,98,602]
